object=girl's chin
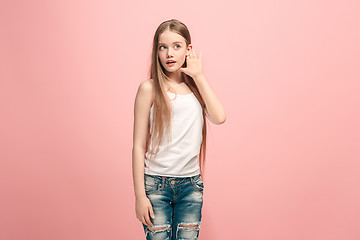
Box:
[165,67,181,73]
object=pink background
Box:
[1,0,359,239]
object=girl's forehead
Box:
[159,31,185,44]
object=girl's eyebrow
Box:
[159,41,183,45]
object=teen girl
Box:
[132,19,226,240]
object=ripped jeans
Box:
[142,173,204,240]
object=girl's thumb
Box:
[149,207,155,218]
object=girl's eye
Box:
[159,45,180,50]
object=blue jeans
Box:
[142,173,204,240]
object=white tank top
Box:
[144,83,204,177]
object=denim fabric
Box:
[142,174,204,240]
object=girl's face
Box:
[158,30,192,74]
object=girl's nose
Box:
[167,48,173,57]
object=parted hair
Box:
[146,19,208,177]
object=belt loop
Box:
[162,176,165,189]
[190,175,195,185]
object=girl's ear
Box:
[187,44,193,53]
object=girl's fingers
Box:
[149,207,155,219]
[141,217,146,226]
[144,214,153,226]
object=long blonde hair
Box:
[145,19,208,178]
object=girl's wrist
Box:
[135,190,146,198]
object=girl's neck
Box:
[165,71,183,84]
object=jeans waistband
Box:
[144,173,200,180]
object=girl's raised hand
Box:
[179,48,203,79]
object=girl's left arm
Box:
[180,49,226,125]
[194,74,226,125]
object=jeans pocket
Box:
[144,175,159,193]
[193,175,204,190]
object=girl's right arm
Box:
[132,80,155,227]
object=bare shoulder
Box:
[138,79,154,95]
[134,79,154,109]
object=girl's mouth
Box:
[166,60,176,66]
